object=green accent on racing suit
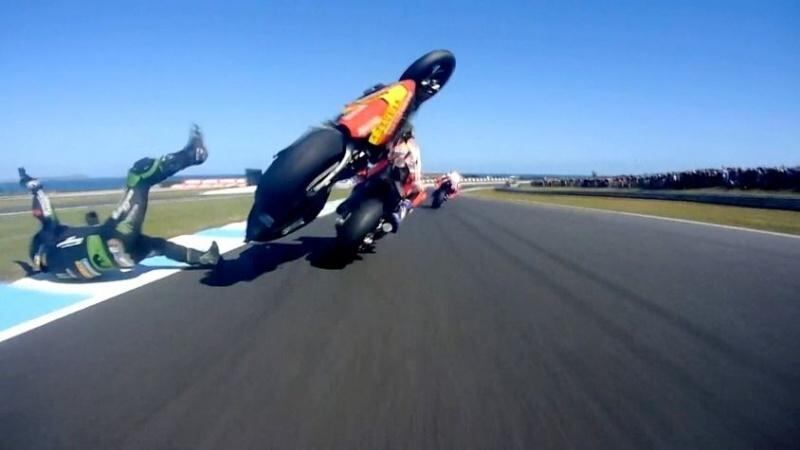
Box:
[86,234,116,271]
[126,158,162,188]
[115,218,135,235]
[38,227,119,280]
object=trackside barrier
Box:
[422,176,513,187]
[185,176,511,192]
[495,187,800,212]
[169,178,248,190]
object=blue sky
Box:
[1,0,798,177]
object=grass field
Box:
[0,190,348,281]
[471,189,800,236]
[0,189,204,211]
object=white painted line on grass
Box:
[0,206,96,217]
[0,193,253,217]
[201,186,257,196]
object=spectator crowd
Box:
[535,166,800,191]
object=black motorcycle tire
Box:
[399,50,456,103]
[336,197,385,253]
[246,127,345,242]
[432,188,446,209]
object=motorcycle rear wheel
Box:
[246,127,345,242]
[399,50,456,103]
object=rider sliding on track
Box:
[20,126,221,281]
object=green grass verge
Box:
[0,190,348,281]
[470,190,800,236]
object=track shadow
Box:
[303,237,361,270]
[201,242,309,287]
[201,236,358,287]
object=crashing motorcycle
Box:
[245,50,456,251]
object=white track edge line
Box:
[0,199,344,344]
[473,195,800,240]
[0,270,181,343]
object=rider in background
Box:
[437,170,463,195]
[20,126,220,281]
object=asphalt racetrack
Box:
[2,196,799,449]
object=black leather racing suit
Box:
[26,134,217,280]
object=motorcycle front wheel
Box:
[432,188,446,209]
[335,197,386,253]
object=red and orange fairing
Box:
[337,80,416,146]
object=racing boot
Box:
[126,125,209,189]
[161,124,208,174]
[186,241,221,267]
[387,199,412,233]
[18,167,42,192]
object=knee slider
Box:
[127,157,157,187]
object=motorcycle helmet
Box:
[398,123,414,142]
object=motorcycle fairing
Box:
[337,80,416,146]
